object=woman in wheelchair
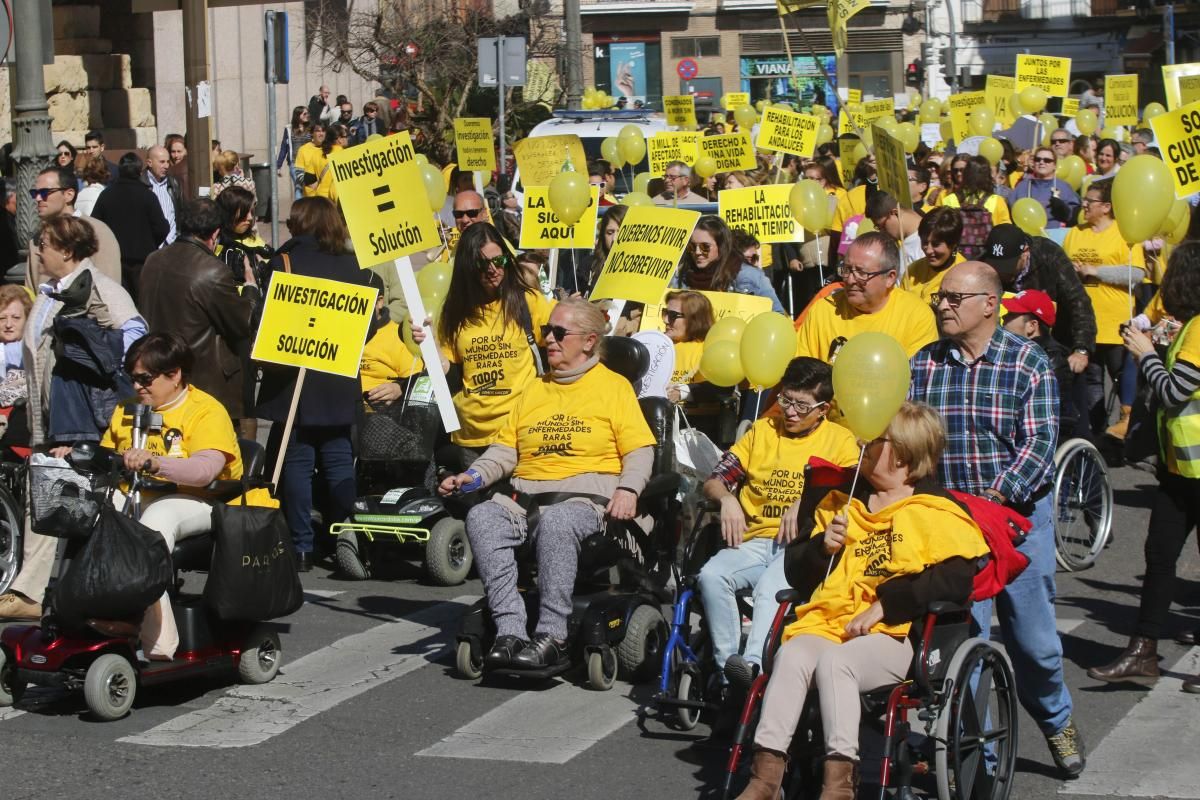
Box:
[438,299,656,670]
[99,332,243,660]
[699,357,859,690]
[739,403,989,800]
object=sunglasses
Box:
[1033,156,1056,164]
[540,324,584,341]
[931,290,990,307]
[688,242,712,256]
[56,150,72,158]
[128,371,159,388]
[1051,139,1072,145]
[479,253,510,271]
[453,207,484,220]
[661,309,686,324]
[29,188,66,201]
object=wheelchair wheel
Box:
[426,517,472,586]
[617,604,667,682]
[0,484,22,596]
[335,529,372,580]
[1053,438,1113,572]
[674,666,702,731]
[934,639,1019,800]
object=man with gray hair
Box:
[653,160,706,206]
[141,145,181,245]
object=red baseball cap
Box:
[1001,289,1056,329]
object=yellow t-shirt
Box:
[295,142,339,200]
[783,491,989,643]
[440,291,556,447]
[795,286,938,363]
[497,363,657,481]
[831,185,867,233]
[727,417,860,541]
[938,192,1012,226]
[899,252,967,305]
[360,321,424,391]
[671,340,705,384]
[100,387,242,493]
[1063,223,1146,345]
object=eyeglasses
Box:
[778,397,826,415]
[931,290,990,307]
[1032,156,1056,164]
[128,371,159,388]
[1051,138,1072,145]
[1081,198,1108,206]
[661,309,686,324]
[540,324,585,341]
[688,242,712,256]
[479,253,510,271]
[29,188,66,201]
[453,207,484,220]
[56,150,72,158]
[837,264,889,282]
[665,173,686,181]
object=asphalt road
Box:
[1,461,1198,800]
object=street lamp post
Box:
[10,0,55,250]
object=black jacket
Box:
[255,235,381,427]
[91,177,169,264]
[1017,237,1099,356]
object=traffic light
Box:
[906,58,924,87]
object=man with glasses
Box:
[23,166,121,290]
[1130,128,1154,155]
[1050,130,1075,162]
[349,101,382,145]
[452,190,488,234]
[653,160,705,206]
[910,260,1086,780]
[795,231,937,364]
[1010,146,1079,229]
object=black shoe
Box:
[723,654,760,692]
[485,635,526,667]
[1177,629,1199,646]
[511,632,569,670]
[296,552,313,573]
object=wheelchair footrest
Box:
[489,662,572,681]
[653,694,719,712]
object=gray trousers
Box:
[465,498,604,640]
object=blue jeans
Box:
[273,424,357,554]
[290,166,306,201]
[971,492,1073,736]
[697,537,790,673]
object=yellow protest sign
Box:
[986,75,1016,124]
[699,131,758,171]
[1105,75,1139,126]
[519,186,600,249]
[756,106,821,157]
[847,88,862,105]
[873,124,911,210]
[1165,64,1200,109]
[252,272,378,378]
[453,118,495,173]
[648,132,701,176]
[862,98,895,122]
[723,92,751,111]
[513,134,588,187]
[1181,75,1200,108]
[1149,99,1200,199]
[829,0,871,56]
[330,132,441,268]
[664,95,698,129]
[1061,97,1080,117]
[1014,54,1071,97]
[591,206,700,304]
[643,290,771,333]
[947,91,986,142]
[719,185,804,245]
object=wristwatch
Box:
[984,488,1006,504]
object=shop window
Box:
[671,37,720,59]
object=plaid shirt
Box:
[909,327,1058,504]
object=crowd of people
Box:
[1,80,1198,797]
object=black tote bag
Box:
[205,500,304,621]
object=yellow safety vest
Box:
[1161,317,1200,478]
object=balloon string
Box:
[824,442,866,584]
[1128,243,1135,323]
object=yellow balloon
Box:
[600,136,621,166]
[816,124,835,147]
[919,99,941,124]
[621,191,653,207]
[1163,197,1190,235]
[1019,86,1048,114]
[1143,102,1167,122]
[858,126,874,147]
[940,119,954,142]
[705,316,746,346]
[896,122,919,154]
[632,172,652,194]
[618,134,646,167]
[876,116,900,135]
[400,316,421,358]
[1075,108,1098,136]
[739,313,796,389]
[414,153,429,166]
[856,218,876,235]
[1012,197,1048,236]
[420,163,445,212]
[1113,154,1175,243]
[416,260,452,299]
[693,156,718,179]
[978,137,1004,165]
[1009,92,1026,118]
[1100,125,1125,142]
[789,179,829,231]
[548,171,591,225]
[831,332,912,441]
[755,99,768,112]
[700,340,745,388]
[619,124,644,142]
[1165,205,1191,245]
[734,105,758,129]
[910,92,922,109]
[1056,155,1086,191]
[969,108,995,137]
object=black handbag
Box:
[205,498,304,621]
[358,395,439,462]
[53,505,173,624]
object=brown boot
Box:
[736,747,787,800]
[819,756,859,800]
[1106,405,1132,440]
[1086,636,1159,682]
